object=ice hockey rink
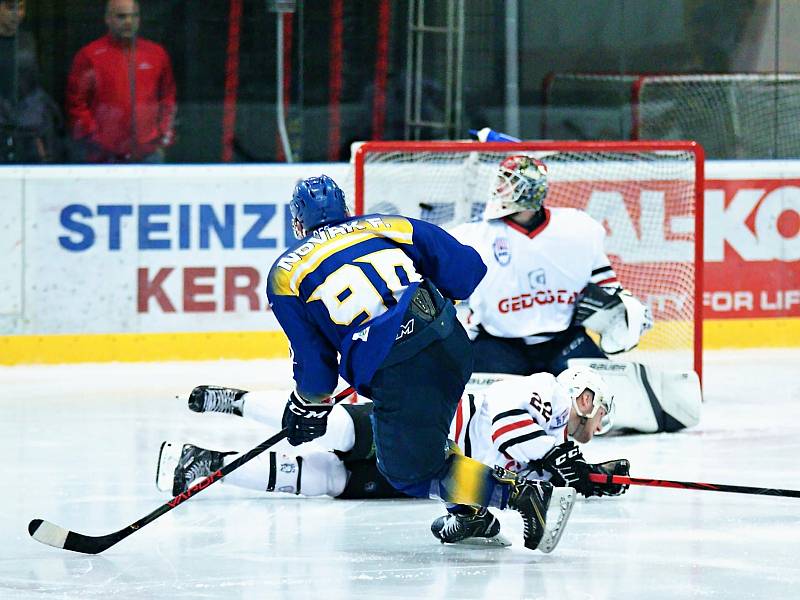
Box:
[2,349,799,600]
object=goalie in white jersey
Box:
[157,368,628,548]
[449,153,654,376]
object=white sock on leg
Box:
[222,450,348,497]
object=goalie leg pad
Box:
[567,358,701,433]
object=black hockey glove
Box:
[588,459,630,497]
[571,282,623,327]
[282,391,334,446]
[531,441,593,497]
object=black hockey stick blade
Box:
[28,518,131,555]
[589,473,800,498]
[29,430,286,553]
[28,386,357,554]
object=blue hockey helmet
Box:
[289,175,349,239]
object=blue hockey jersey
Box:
[267,214,486,398]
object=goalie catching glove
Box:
[282,391,334,446]
[572,283,653,354]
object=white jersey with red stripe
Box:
[449,372,572,472]
[449,208,619,341]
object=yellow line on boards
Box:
[704,317,800,349]
[0,331,289,365]
[0,318,798,365]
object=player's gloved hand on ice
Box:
[588,459,630,497]
[282,391,334,446]
[531,441,594,497]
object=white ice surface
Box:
[1,350,799,599]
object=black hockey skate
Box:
[499,467,577,553]
[156,441,234,496]
[431,507,510,547]
[187,385,247,416]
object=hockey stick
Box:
[28,386,357,554]
[588,473,800,499]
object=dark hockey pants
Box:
[471,325,606,376]
[367,318,473,497]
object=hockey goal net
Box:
[543,73,800,158]
[348,140,704,377]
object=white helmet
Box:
[483,155,549,220]
[556,367,615,434]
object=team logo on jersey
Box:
[395,318,415,340]
[528,269,546,287]
[551,409,569,429]
[493,237,511,265]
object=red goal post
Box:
[351,140,705,378]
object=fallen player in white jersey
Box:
[157,368,629,547]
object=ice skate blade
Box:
[155,441,180,492]
[443,533,511,548]
[538,487,576,554]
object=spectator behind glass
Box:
[65,0,176,163]
[0,0,63,163]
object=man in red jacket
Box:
[66,0,176,163]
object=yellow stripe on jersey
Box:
[270,216,415,296]
[380,216,415,239]
[289,232,376,294]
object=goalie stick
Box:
[28,386,356,554]
[588,473,800,499]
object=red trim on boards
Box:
[371,0,391,140]
[327,0,343,160]
[221,0,243,162]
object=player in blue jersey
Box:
[265,175,578,552]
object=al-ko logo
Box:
[704,183,800,261]
[554,181,798,263]
[57,202,294,314]
[548,182,697,264]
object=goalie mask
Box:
[557,367,615,435]
[483,155,548,220]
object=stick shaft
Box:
[589,472,800,498]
